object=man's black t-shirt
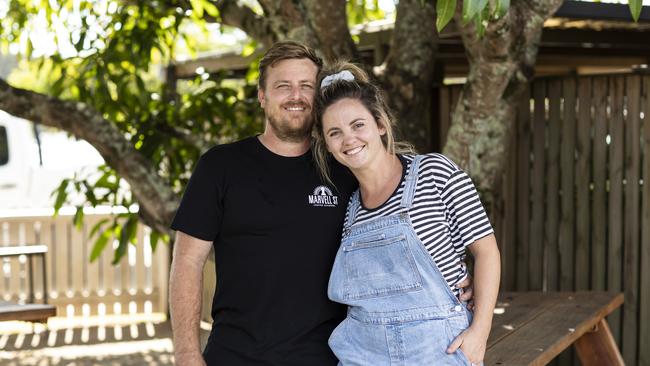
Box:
[171,136,356,365]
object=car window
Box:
[0,126,8,166]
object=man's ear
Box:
[258,88,266,108]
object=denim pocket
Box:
[342,233,422,300]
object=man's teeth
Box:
[345,146,364,155]
[285,107,305,111]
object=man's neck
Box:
[257,132,310,157]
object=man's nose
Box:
[288,86,302,100]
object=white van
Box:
[0,110,104,209]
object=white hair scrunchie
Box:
[320,70,355,89]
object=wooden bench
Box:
[0,245,56,323]
[485,291,624,366]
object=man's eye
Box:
[353,122,364,129]
[301,84,314,90]
[277,84,290,89]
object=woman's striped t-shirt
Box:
[342,153,494,296]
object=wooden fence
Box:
[0,211,169,319]
[440,73,650,365]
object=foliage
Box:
[1,0,262,263]
[347,0,388,25]
[629,0,643,21]
[436,0,510,33]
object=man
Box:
[169,41,473,365]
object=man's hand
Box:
[456,275,474,310]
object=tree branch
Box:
[0,78,178,234]
[213,0,277,48]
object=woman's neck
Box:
[354,153,403,210]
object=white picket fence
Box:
[0,210,169,319]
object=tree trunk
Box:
[379,0,438,153]
[443,0,563,212]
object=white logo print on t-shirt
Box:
[308,185,339,207]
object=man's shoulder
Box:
[201,136,258,163]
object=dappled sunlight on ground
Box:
[0,314,174,365]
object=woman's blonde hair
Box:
[312,61,415,186]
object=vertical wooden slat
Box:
[86,216,101,315]
[154,240,170,314]
[54,217,69,302]
[591,76,608,292]
[502,114,518,291]
[23,220,40,300]
[575,77,592,291]
[530,81,546,291]
[7,223,22,301]
[439,87,451,148]
[102,234,116,313]
[546,80,562,292]
[70,217,85,301]
[40,219,56,303]
[516,86,531,291]
[559,77,576,291]
[608,75,625,344]
[623,75,641,365]
[639,75,650,366]
[0,222,7,300]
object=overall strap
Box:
[400,155,424,210]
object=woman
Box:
[312,62,501,366]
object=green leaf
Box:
[463,0,479,22]
[90,229,111,262]
[150,230,160,251]
[629,0,642,22]
[189,0,204,18]
[52,179,70,216]
[202,0,219,18]
[241,40,257,57]
[113,215,138,264]
[436,0,457,32]
[89,218,110,239]
[82,181,98,206]
[493,0,509,19]
[73,206,84,229]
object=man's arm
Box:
[169,231,213,366]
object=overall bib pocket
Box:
[341,232,422,300]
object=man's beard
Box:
[265,114,313,143]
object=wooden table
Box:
[485,292,624,366]
[0,301,56,323]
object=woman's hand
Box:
[446,325,489,365]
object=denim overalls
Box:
[327,156,473,366]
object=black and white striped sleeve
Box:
[439,166,493,248]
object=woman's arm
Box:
[447,233,501,364]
